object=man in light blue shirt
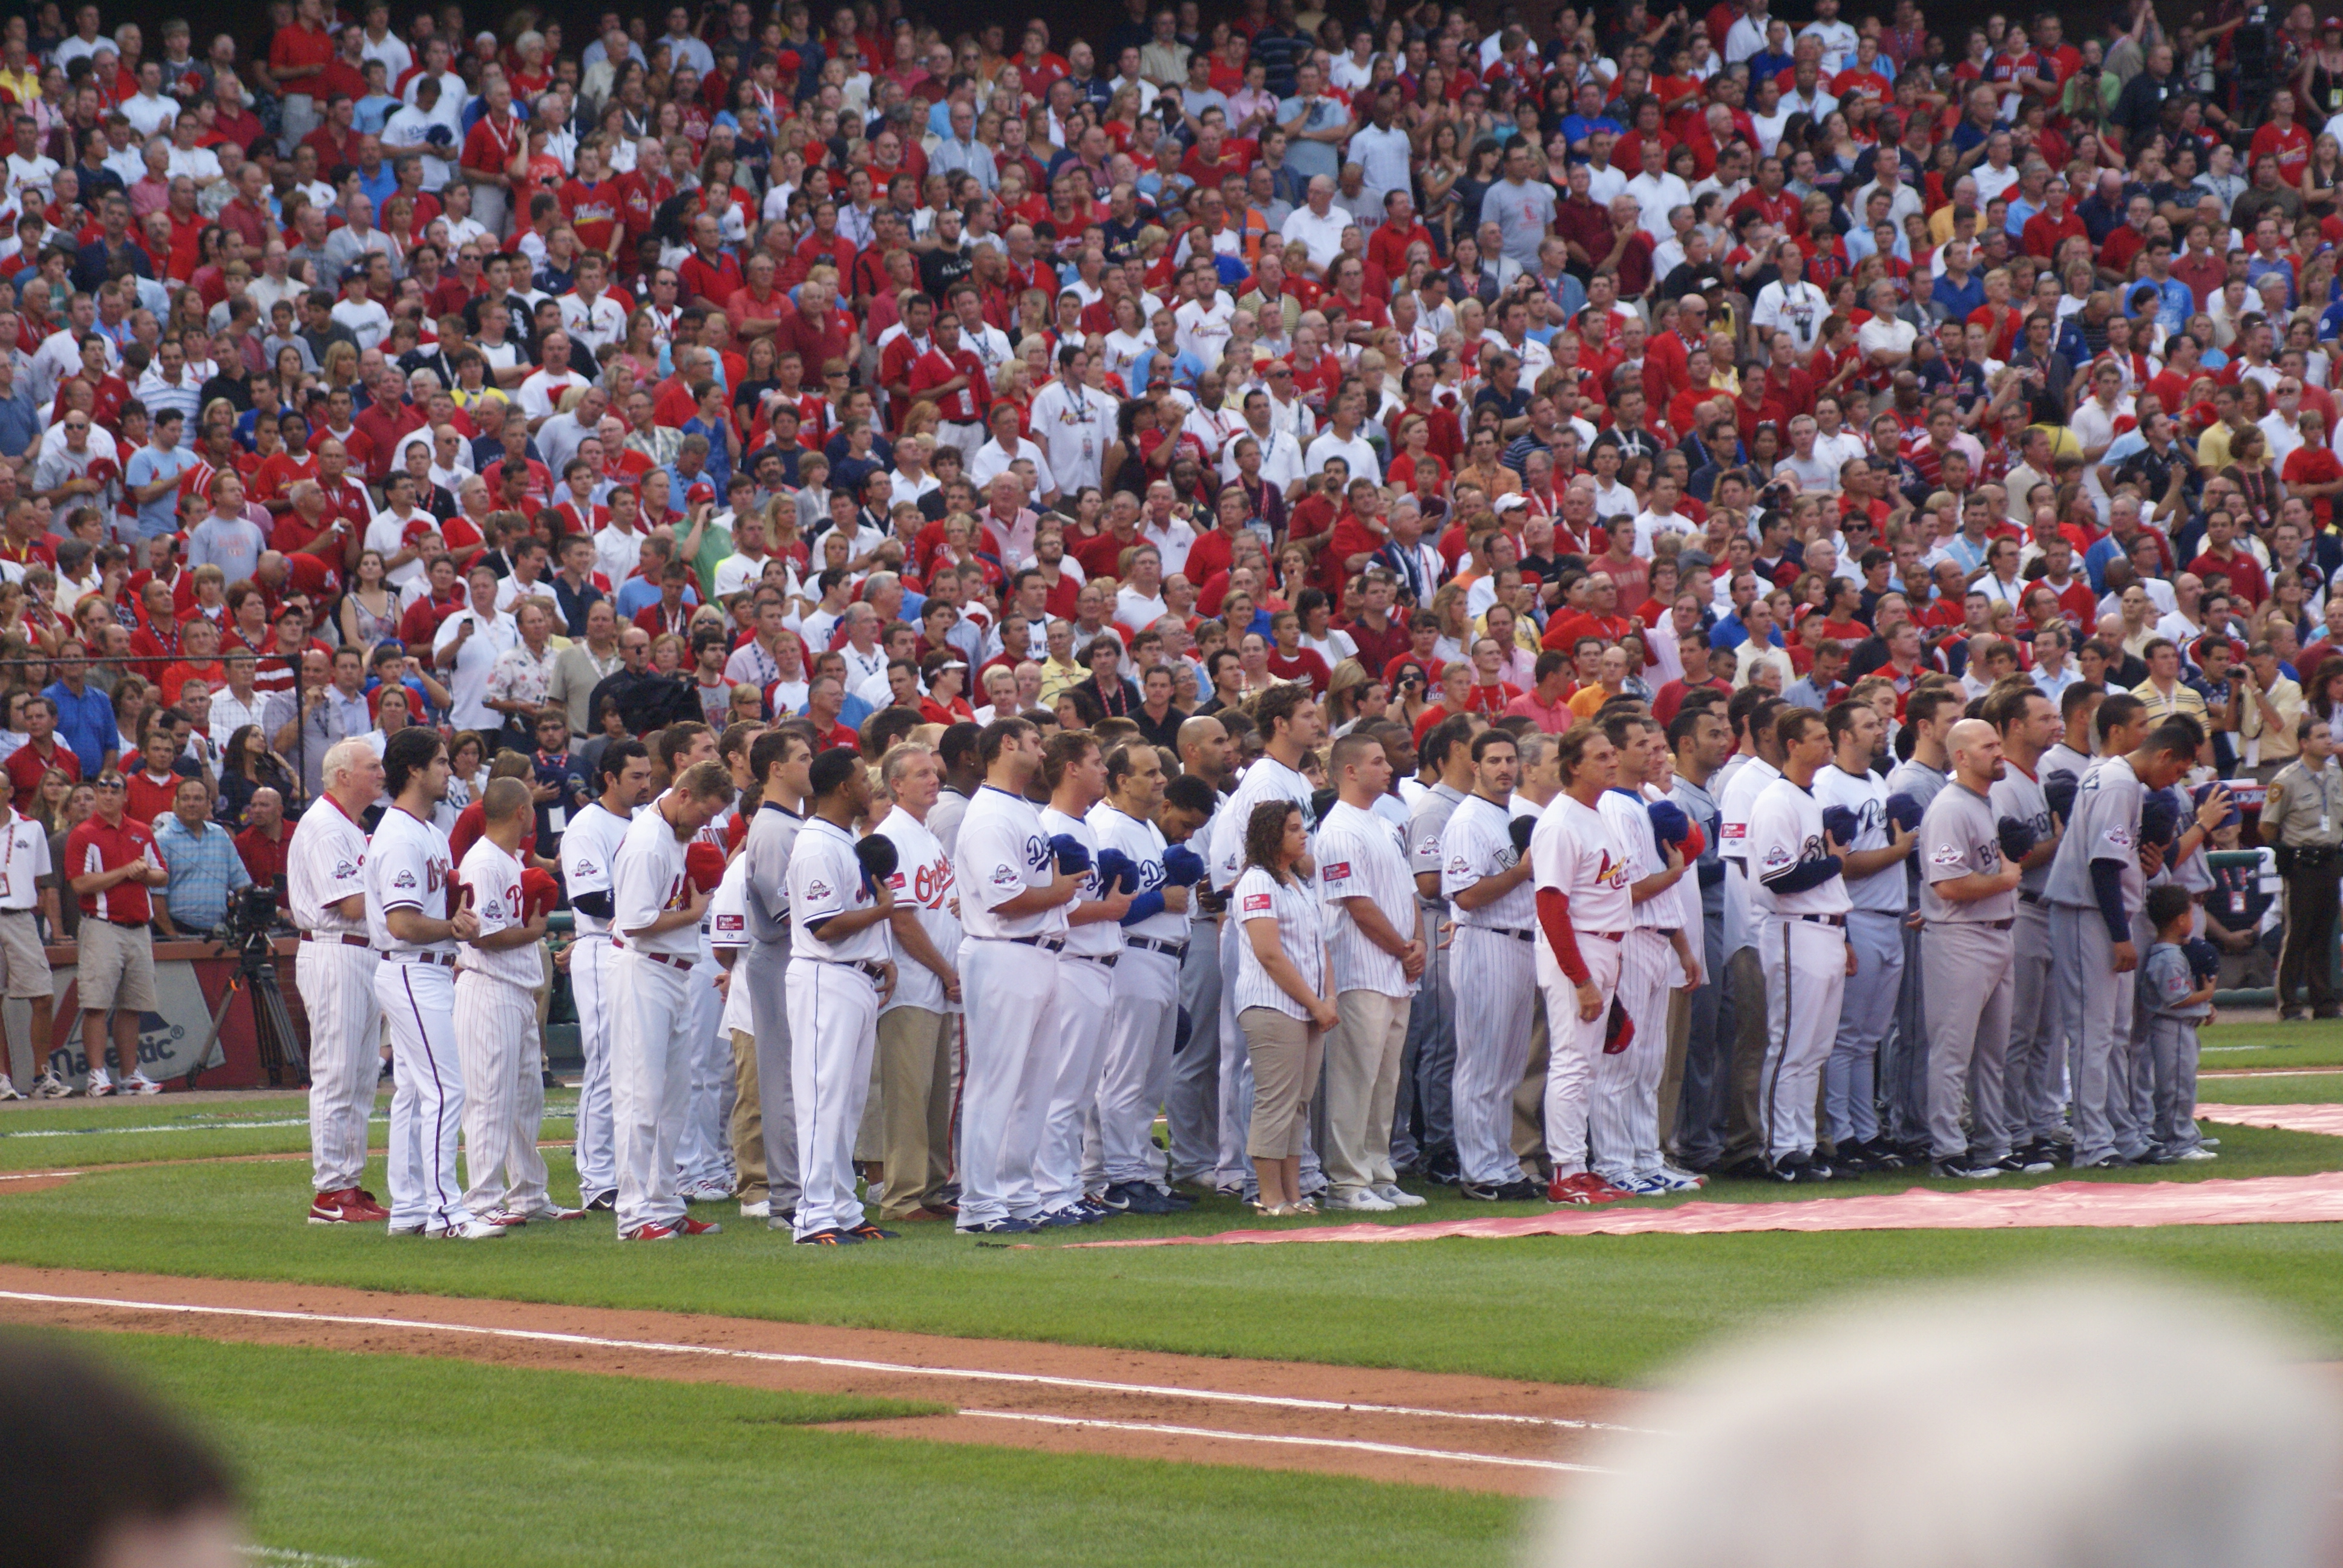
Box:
[1276,59,1349,185]
[656,8,715,79]
[124,408,198,541]
[153,776,252,935]
[928,100,998,192]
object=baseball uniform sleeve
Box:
[611,832,673,936]
[787,835,851,928]
[957,813,1034,911]
[1438,811,1486,901]
[709,858,750,951]
[1921,802,1981,885]
[370,828,430,913]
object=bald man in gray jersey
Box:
[1918,719,2027,1178]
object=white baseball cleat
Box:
[430,1218,509,1240]
[738,1199,771,1218]
[1372,1183,1428,1208]
[0,1074,21,1101]
[1320,1187,1397,1212]
[119,1072,163,1097]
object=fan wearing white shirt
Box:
[1751,241,1831,355]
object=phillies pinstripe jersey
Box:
[289,793,369,936]
[1231,864,1325,1018]
[1596,787,1671,930]
[611,797,699,958]
[1314,798,1414,998]
[1529,794,1632,929]
[366,805,458,957]
[1747,777,1852,918]
[455,837,541,988]
[1209,755,1316,893]
[1442,792,1533,929]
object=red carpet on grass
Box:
[2195,1102,2343,1137]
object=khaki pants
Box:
[727,1029,767,1204]
[876,1005,955,1218]
[1719,946,1769,1168]
[1657,985,1690,1155]
[1324,988,1409,1194]
[1242,1005,1325,1160]
[1510,993,1549,1161]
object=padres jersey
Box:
[788,817,889,964]
[1089,801,1185,946]
[367,805,458,956]
[1918,779,2013,923]
[2045,752,2146,919]
[1443,792,1533,929]
[454,837,540,987]
[288,794,369,935]
[1989,763,2053,898]
[1747,776,1852,918]
[1231,864,1325,1018]
[955,785,1066,941]
[1314,798,1414,998]
[1596,787,1670,930]
[1812,762,1902,914]
[1210,755,1316,893]
[1716,756,1780,952]
[611,797,698,958]
[1530,793,1633,932]
[875,804,960,1013]
[1042,805,1122,958]
[560,801,632,936]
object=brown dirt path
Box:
[0,1263,1630,1495]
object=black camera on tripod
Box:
[213,885,286,955]
[185,886,306,1089]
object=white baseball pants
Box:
[1449,926,1537,1186]
[955,939,1062,1229]
[741,935,800,1217]
[375,959,471,1232]
[300,942,382,1194]
[454,969,550,1218]
[675,942,733,1192]
[1089,944,1182,1189]
[610,950,696,1236]
[1758,915,1849,1165]
[786,957,880,1239]
[1591,927,1670,1184]
[1037,953,1115,1212]
[1539,932,1622,1177]
[568,933,617,1200]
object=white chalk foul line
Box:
[955,1408,1607,1473]
[0,1289,1648,1437]
[0,1110,575,1140]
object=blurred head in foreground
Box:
[1536,1278,2340,1568]
[0,1334,241,1568]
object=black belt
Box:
[1127,935,1187,959]
[0,907,36,917]
[814,956,890,985]
[384,950,456,967]
[2018,889,2046,906]
[103,916,145,928]
[302,932,372,949]
[1067,950,1119,967]
[1471,926,1535,942]
[1793,913,1847,928]
[1654,927,1681,938]
[1001,933,1066,952]
[1933,918,2016,932]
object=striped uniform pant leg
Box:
[568,935,617,1198]
[1214,914,1256,1189]
[1761,920,1847,1165]
[1093,949,1181,1189]
[1449,927,1537,1187]
[1164,925,1221,1184]
[301,946,382,1194]
[611,953,694,1236]
[674,955,732,1190]
[454,970,547,1217]
[1539,935,1623,1177]
[1591,929,1670,1183]
[787,958,880,1239]
[742,937,799,1214]
[375,962,469,1232]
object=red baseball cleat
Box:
[307,1188,388,1224]
[673,1216,722,1236]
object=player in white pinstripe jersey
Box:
[665,724,736,1204]
[557,741,651,1212]
[1037,730,1136,1224]
[289,739,388,1225]
[453,777,578,1226]
[1591,713,1699,1195]
[1441,728,1544,1202]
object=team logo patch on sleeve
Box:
[572,859,598,877]
[1722,822,1746,840]
[716,913,744,933]
[807,880,831,900]
[991,864,1022,887]
[333,860,358,879]
[1243,893,1272,912]
[1929,844,1967,867]
[2107,825,2133,848]
[1446,854,1472,878]
[889,871,907,888]
[1761,844,1792,869]
[393,871,416,888]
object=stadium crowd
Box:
[0,0,2332,1232]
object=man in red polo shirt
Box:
[65,767,169,1097]
[676,212,744,310]
[233,785,293,907]
[122,727,184,828]
[4,696,76,812]
[775,274,857,375]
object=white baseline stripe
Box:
[0,1111,576,1140]
[957,1408,1607,1473]
[0,1290,1649,1436]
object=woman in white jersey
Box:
[1231,798,1334,1217]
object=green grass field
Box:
[8,1019,2343,1564]
[43,1331,1519,1568]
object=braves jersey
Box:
[287,794,369,935]
[1041,805,1121,958]
[1529,794,1633,932]
[1443,792,1533,929]
[1314,798,1414,998]
[1231,865,1325,1018]
[1088,801,1185,945]
[1747,776,1852,918]
[1812,762,1904,914]
[955,785,1067,941]
[1209,755,1316,893]
[788,816,889,964]
[2045,752,2146,919]
[611,797,698,958]
[366,804,458,956]
[1596,787,1671,930]
[1716,756,1780,952]
[874,805,960,1014]
[455,837,540,987]
[1989,764,2054,898]
[560,801,632,935]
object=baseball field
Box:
[7,1018,2343,1567]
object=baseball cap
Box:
[2191,780,2242,831]
[686,481,716,504]
[1694,273,1725,291]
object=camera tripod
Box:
[184,926,308,1089]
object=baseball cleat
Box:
[673,1216,721,1235]
[1034,1207,1089,1227]
[764,1209,798,1232]
[583,1190,617,1212]
[1654,1165,1707,1191]
[2174,1147,2218,1161]
[680,1182,733,1204]
[1103,1181,1181,1215]
[387,1221,426,1236]
[793,1227,861,1246]
[1372,1183,1427,1208]
[623,1223,680,1240]
[1089,1186,1132,1211]
[1931,1158,2002,1180]
[528,1204,587,1221]
[958,1217,1036,1235]
[1610,1174,1673,1197]
[119,1072,163,1096]
[431,1219,508,1240]
[1320,1187,1396,1212]
[307,1189,388,1224]
[1999,1149,2057,1175]
[844,1223,897,1241]
[1076,1194,1115,1219]
[738,1200,771,1219]
[1458,1178,1541,1201]
[0,1073,21,1100]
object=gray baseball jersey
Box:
[1988,765,2053,897]
[2044,753,2146,920]
[741,800,802,944]
[1408,782,1467,906]
[1918,779,2013,923]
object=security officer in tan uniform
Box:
[2259,716,2343,1021]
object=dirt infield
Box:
[0,1264,1628,1496]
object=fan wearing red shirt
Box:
[4,699,77,812]
[2252,93,2316,184]
[675,214,745,309]
[907,315,991,429]
[457,80,526,230]
[122,729,184,828]
[2283,434,2343,531]
[2188,510,2272,604]
[559,152,625,257]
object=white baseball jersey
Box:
[1529,793,1633,930]
[454,837,539,988]
[289,795,370,935]
[1919,779,2014,923]
[875,805,960,1013]
[1716,757,1780,952]
[611,797,698,958]
[787,817,890,962]
[367,805,458,956]
[1040,805,1121,958]
[0,805,48,911]
[1596,787,1670,930]
[561,801,632,935]
[1441,793,1533,929]
[1231,865,1325,1017]
[1209,755,1317,892]
[1089,801,1184,944]
[1314,798,1414,998]
[709,854,755,1037]
[1747,776,1853,918]
[955,785,1066,940]
[1812,762,1903,914]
